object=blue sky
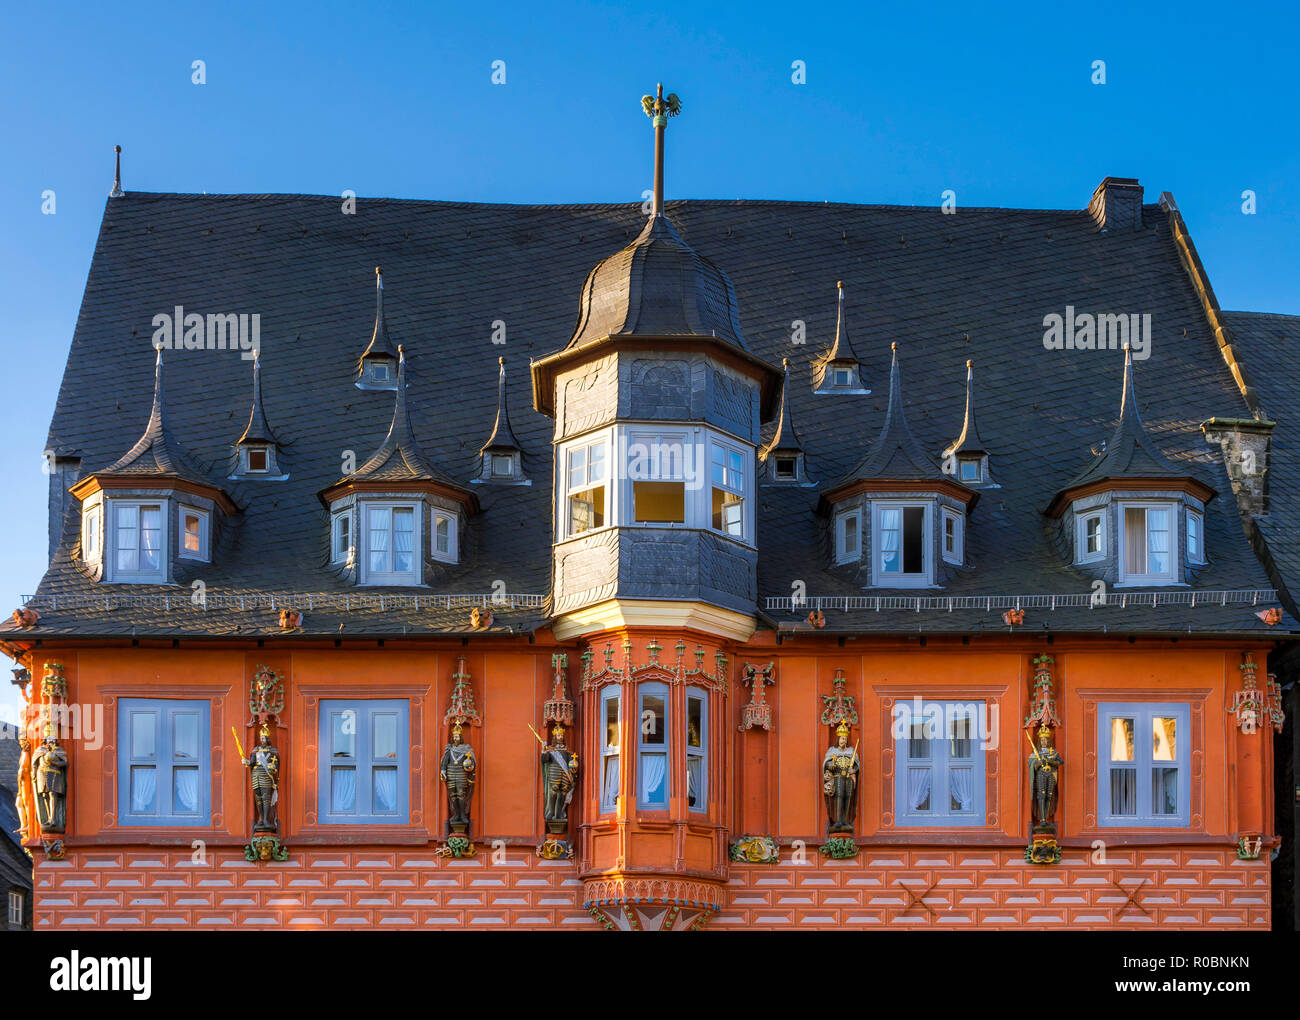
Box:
[1,0,1296,722]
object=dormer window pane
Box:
[564,437,608,537]
[392,508,414,572]
[183,514,200,553]
[436,516,450,554]
[775,455,797,479]
[880,506,925,575]
[370,363,388,381]
[635,481,686,523]
[833,368,852,386]
[247,448,268,472]
[1187,510,1203,562]
[958,458,979,482]
[490,453,512,477]
[1123,505,1172,579]
[1086,515,1103,554]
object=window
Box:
[318,700,410,824]
[958,456,981,483]
[631,431,688,525]
[637,682,669,810]
[874,502,930,586]
[118,698,211,826]
[490,452,513,478]
[894,700,986,826]
[564,436,607,537]
[774,454,798,480]
[368,362,389,382]
[82,503,101,562]
[178,506,209,561]
[599,686,621,814]
[1119,503,1175,583]
[245,447,269,473]
[941,507,963,564]
[1187,509,1204,564]
[8,890,23,927]
[686,687,707,812]
[331,509,352,563]
[110,501,166,582]
[1076,510,1106,563]
[710,442,745,538]
[432,510,458,563]
[835,508,861,563]
[833,367,853,387]
[1098,703,1190,826]
[363,503,419,584]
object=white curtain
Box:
[141,508,162,569]
[393,510,414,571]
[173,767,198,812]
[373,768,397,812]
[949,767,972,810]
[907,767,931,811]
[602,755,619,808]
[332,767,357,813]
[1110,768,1136,815]
[131,766,157,813]
[686,756,703,807]
[641,753,667,804]
[880,509,901,572]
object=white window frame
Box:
[367,361,390,383]
[686,686,708,814]
[107,499,168,583]
[1076,509,1106,564]
[834,508,861,564]
[941,507,963,565]
[773,453,799,481]
[1186,508,1205,564]
[177,505,210,562]
[489,452,514,478]
[330,508,352,564]
[599,686,621,814]
[559,431,612,541]
[957,456,983,484]
[8,889,24,926]
[360,501,421,586]
[1117,501,1177,585]
[432,509,459,564]
[82,501,102,563]
[871,500,932,587]
[832,366,853,387]
[707,432,750,543]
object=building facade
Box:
[2,96,1291,930]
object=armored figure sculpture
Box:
[540,724,579,833]
[242,725,280,833]
[1029,725,1063,833]
[440,724,477,835]
[31,736,68,834]
[822,721,859,834]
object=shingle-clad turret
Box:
[813,281,869,394]
[357,267,399,391]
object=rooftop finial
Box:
[110,145,124,199]
[641,84,681,219]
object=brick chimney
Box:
[1087,177,1144,231]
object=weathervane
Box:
[641,84,681,218]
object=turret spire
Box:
[641,84,681,219]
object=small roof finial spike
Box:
[110,144,124,199]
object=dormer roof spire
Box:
[109,145,124,199]
[361,266,397,362]
[946,359,986,456]
[761,358,804,457]
[98,346,205,481]
[1046,345,1215,514]
[641,83,681,219]
[237,349,277,446]
[480,356,522,454]
[828,280,859,362]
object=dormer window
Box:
[1119,502,1174,584]
[490,453,512,477]
[432,509,459,564]
[330,509,352,564]
[774,454,798,480]
[244,447,268,473]
[941,507,964,564]
[110,502,166,583]
[564,436,608,537]
[361,503,419,585]
[1076,510,1106,563]
[874,502,931,586]
[834,508,861,563]
[82,502,102,562]
[1187,509,1204,564]
[178,506,210,562]
[957,455,983,483]
[832,367,853,388]
[369,362,389,382]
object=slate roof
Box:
[359,267,398,363]
[760,359,804,458]
[95,349,210,483]
[946,361,987,457]
[7,191,1293,639]
[236,351,277,446]
[480,358,522,454]
[1222,311,1300,617]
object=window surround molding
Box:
[893,698,988,827]
[118,697,213,827]
[317,698,411,825]
[360,500,422,586]
[1075,688,1206,834]
[1186,507,1205,565]
[1116,499,1178,586]
[940,506,964,565]
[555,424,757,548]
[834,507,861,564]
[431,508,459,564]
[871,499,934,588]
[231,442,288,482]
[177,504,211,562]
[1096,701,1193,828]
